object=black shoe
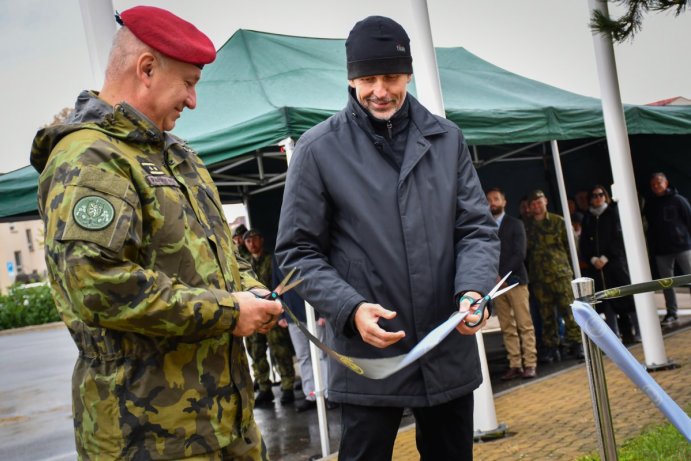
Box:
[295,399,317,413]
[254,389,274,405]
[280,389,295,404]
[570,343,585,360]
[325,399,339,410]
[622,334,641,346]
[539,347,561,364]
[661,314,678,326]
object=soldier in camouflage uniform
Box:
[232,224,251,262]
[242,229,296,405]
[30,6,283,460]
[524,190,583,363]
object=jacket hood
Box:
[31,91,166,173]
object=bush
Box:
[0,283,60,330]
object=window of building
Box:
[26,229,34,252]
[14,251,23,274]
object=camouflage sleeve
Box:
[60,247,240,338]
[232,243,265,291]
[41,145,240,339]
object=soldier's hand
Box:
[232,291,283,337]
[354,302,405,348]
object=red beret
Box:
[117,6,216,67]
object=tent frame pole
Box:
[410,0,507,440]
[281,137,331,458]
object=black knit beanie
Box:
[346,16,413,79]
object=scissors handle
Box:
[456,294,488,328]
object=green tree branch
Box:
[590,0,687,43]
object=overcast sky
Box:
[1,0,689,174]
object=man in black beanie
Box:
[276,15,499,460]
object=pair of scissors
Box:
[254,268,304,325]
[265,267,303,300]
[462,271,518,328]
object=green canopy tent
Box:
[3,29,691,220]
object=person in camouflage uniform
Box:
[524,190,583,363]
[242,229,296,405]
[30,6,283,460]
[232,224,251,262]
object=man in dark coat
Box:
[486,188,537,380]
[275,16,499,461]
[644,172,691,325]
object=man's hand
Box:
[232,291,283,336]
[456,291,488,335]
[353,302,405,348]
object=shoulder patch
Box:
[73,195,115,230]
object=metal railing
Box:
[571,275,691,460]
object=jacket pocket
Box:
[58,165,136,251]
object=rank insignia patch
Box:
[73,196,115,230]
[140,161,165,175]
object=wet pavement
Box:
[0,291,689,461]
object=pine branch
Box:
[589,0,687,43]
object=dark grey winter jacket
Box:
[276,92,499,407]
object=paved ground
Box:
[378,320,691,461]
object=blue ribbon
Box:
[572,301,691,441]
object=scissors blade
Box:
[491,282,519,300]
[273,267,297,293]
[272,267,303,296]
[278,278,303,295]
[487,271,513,297]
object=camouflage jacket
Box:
[250,253,273,289]
[524,212,574,282]
[31,91,264,460]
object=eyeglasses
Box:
[592,192,605,198]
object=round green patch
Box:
[73,196,115,230]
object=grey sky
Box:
[1,0,689,174]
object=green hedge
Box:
[0,284,60,330]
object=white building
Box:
[0,219,46,293]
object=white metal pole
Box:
[78,0,116,89]
[472,331,507,438]
[587,0,669,368]
[408,0,505,438]
[408,0,445,117]
[550,140,581,278]
[281,137,331,457]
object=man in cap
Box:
[276,16,499,460]
[524,189,583,363]
[243,229,296,406]
[31,6,281,460]
[233,223,251,260]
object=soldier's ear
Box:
[137,53,156,85]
